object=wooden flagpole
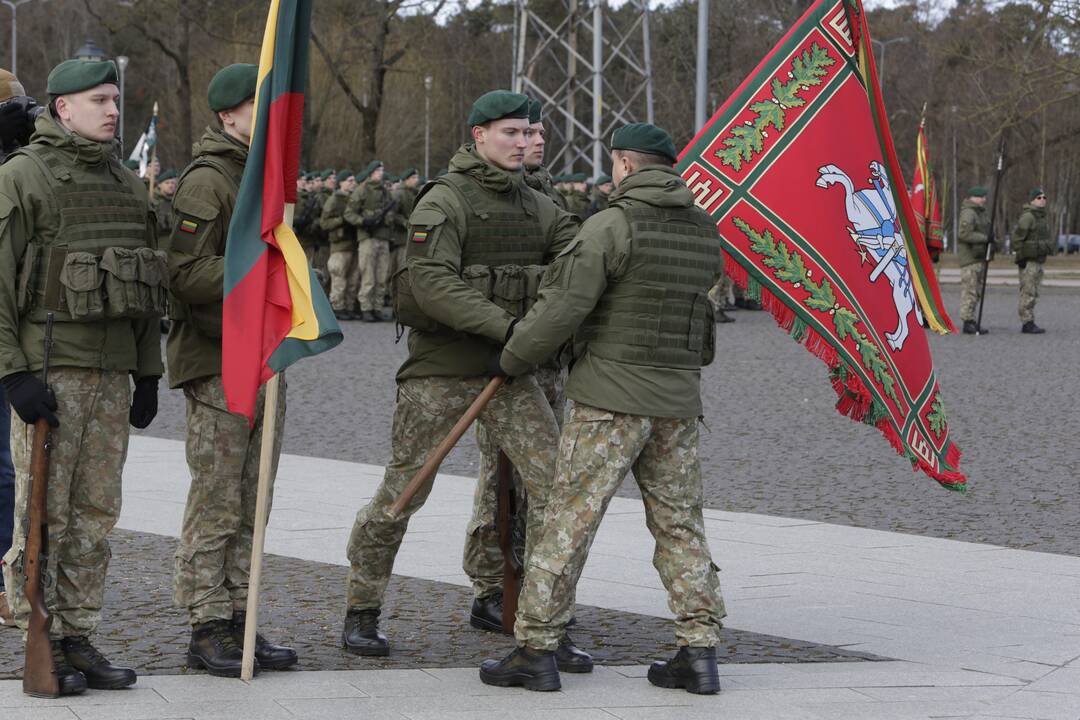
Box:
[240,204,293,681]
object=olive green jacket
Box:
[0,112,162,379]
[564,188,591,217]
[165,127,248,388]
[957,200,992,267]
[1013,204,1052,263]
[393,184,420,246]
[525,166,567,210]
[344,178,398,242]
[154,194,175,241]
[587,187,610,217]
[397,144,579,381]
[320,189,355,253]
[501,166,716,418]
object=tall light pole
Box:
[423,75,432,179]
[693,0,708,132]
[116,55,128,154]
[2,0,31,76]
[870,36,908,93]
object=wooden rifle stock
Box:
[23,314,57,698]
[389,376,505,517]
[495,451,522,635]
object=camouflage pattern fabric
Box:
[708,273,734,310]
[327,249,360,313]
[346,375,559,610]
[357,237,390,312]
[463,365,565,599]
[959,263,987,322]
[514,403,725,651]
[1018,260,1044,324]
[1,368,130,638]
[173,375,286,625]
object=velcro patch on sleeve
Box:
[411,230,429,243]
[179,219,199,234]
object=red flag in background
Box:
[677,0,965,490]
[912,111,945,262]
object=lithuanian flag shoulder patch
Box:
[180,219,199,234]
[411,230,429,243]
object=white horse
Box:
[815,161,923,351]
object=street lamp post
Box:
[116,55,128,153]
[870,36,908,93]
[2,0,32,76]
[423,75,432,179]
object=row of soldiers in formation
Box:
[0,58,725,698]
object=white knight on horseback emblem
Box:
[816,160,923,351]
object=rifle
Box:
[495,451,522,635]
[975,135,1007,336]
[22,313,58,699]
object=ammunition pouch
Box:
[21,244,169,322]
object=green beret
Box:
[356,160,383,183]
[596,174,612,185]
[47,59,118,96]
[570,172,587,183]
[320,169,334,179]
[208,63,258,112]
[335,169,354,183]
[467,90,530,126]
[528,99,542,124]
[401,167,418,180]
[611,122,678,164]
[158,169,178,182]
[967,186,988,198]
[1029,187,1045,200]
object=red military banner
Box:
[677,0,965,490]
[912,112,945,262]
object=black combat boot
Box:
[647,646,721,695]
[479,646,561,691]
[962,320,977,334]
[188,619,255,677]
[342,607,389,656]
[61,636,136,689]
[49,639,87,696]
[1022,321,1045,334]
[469,593,503,633]
[554,633,593,673]
[715,309,735,324]
[360,310,378,323]
[230,612,298,670]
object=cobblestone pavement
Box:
[0,530,883,678]
[144,285,1080,555]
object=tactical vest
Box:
[575,204,721,369]
[13,143,166,323]
[394,172,550,330]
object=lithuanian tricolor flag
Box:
[223,0,341,421]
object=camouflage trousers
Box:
[174,375,286,625]
[327,248,361,312]
[346,375,559,610]
[515,404,725,651]
[707,273,733,310]
[959,263,987,322]
[463,365,565,599]
[1018,261,1044,324]
[1,368,130,638]
[357,237,390,312]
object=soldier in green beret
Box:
[462,96,571,641]
[586,173,613,217]
[1012,188,1052,334]
[167,63,297,678]
[344,160,398,322]
[957,185,996,334]
[342,90,585,668]
[154,168,179,239]
[480,123,725,695]
[0,58,164,695]
[563,172,591,217]
[321,169,361,320]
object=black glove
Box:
[486,352,512,383]
[0,96,38,149]
[129,376,160,429]
[1017,259,1027,270]
[1,371,58,427]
